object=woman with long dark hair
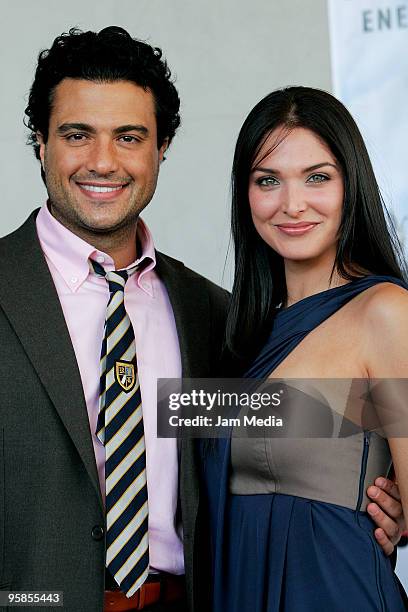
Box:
[202,87,408,610]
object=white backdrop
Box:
[328,0,408,247]
[328,0,408,587]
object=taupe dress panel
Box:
[230,380,392,511]
[231,432,390,511]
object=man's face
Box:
[38,78,167,238]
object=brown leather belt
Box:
[104,574,186,611]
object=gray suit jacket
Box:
[0,211,229,611]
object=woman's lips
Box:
[275,222,320,236]
[75,182,129,201]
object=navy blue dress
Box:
[201,276,408,612]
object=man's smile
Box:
[75,181,130,200]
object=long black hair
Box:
[226,86,406,362]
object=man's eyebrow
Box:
[56,123,149,137]
[251,162,339,174]
[113,124,149,137]
[57,123,96,135]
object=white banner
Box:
[328,0,408,588]
[328,0,408,248]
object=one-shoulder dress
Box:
[201,275,408,612]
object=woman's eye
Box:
[256,176,279,187]
[307,173,329,183]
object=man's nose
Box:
[86,138,119,175]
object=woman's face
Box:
[248,126,344,265]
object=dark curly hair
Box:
[25,26,181,160]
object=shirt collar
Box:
[36,203,156,297]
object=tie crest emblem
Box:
[115,360,136,392]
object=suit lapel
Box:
[0,211,102,508]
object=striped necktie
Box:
[91,260,149,597]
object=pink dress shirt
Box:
[36,204,184,574]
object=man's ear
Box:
[159,138,169,163]
[37,132,46,169]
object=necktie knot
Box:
[105,270,128,294]
[90,259,138,294]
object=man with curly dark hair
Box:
[0,25,403,612]
[0,26,227,612]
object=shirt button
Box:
[96,256,105,263]
[91,525,104,541]
[70,276,78,284]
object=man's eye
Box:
[256,176,279,187]
[119,135,139,143]
[66,133,87,142]
[307,173,329,183]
